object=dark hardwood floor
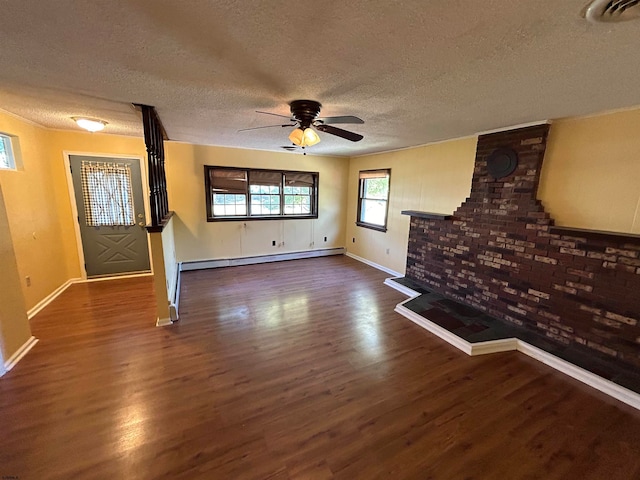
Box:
[1,255,639,479]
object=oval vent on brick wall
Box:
[584,0,640,23]
[487,148,518,179]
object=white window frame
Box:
[0,133,17,170]
[357,169,391,232]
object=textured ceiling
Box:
[1,0,639,157]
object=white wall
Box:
[162,215,178,302]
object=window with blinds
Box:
[283,172,314,216]
[205,166,318,221]
[209,168,248,217]
[357,169,391,231]
[249,170,281,216]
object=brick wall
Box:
[406,124,640,368]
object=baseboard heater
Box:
[180,247,346,272]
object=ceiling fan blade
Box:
[238,124,291,132]
[256,110,294,120]
[317,115,364,125]
[316,124,363,142]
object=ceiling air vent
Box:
[585,0,640,23]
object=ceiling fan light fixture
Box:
[289,127,320,147]
[72,117,107,132]
[288,128,304,146]
[303,127,320,146]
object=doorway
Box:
[69,155,150,277]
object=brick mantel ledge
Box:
[401,210,453,220]
[550,226,640,245]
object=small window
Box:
[0,133,16,170]
[250,170,281,216]
[205,166,318,221]
[210,169,248,217]
[357,169,390,232]
[80,161,135,226]
[284,172,314,216]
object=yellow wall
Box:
[345,109,640,274]
[0,112,76,311]
[2,105,640,323]
[0,184,32,363]
[165,142,349,263]
[540,109,640,234]
[345,138,478,274]
[0,111,148,311]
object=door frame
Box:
[63,151,152,280]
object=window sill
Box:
[356,221,387,232]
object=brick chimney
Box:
[405,124,640,368]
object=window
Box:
[283,172,314,215]
[81,161,135,226]
[210,169,248,217]
[205,166,318,221]
[0,133,16,170]
[357,169,390,231]
[250,170,281,215]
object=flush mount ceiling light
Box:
[584,0,640,23]
[288,127,321,147]
[72,117,108,132]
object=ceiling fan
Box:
[240,100,364,149]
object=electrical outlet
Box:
[272,240,276,246]
[324,236,327,242]
[352,237,355,243]
[25,276,31,287]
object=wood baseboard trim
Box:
[3,336,38,374]
[395,302,474,355]
[156,317,173,327]
[345,253,403,277]
[384,277,420,298]
[516,342,640,410]
[27,279,80,320]
[470,338,519,355]
[180,248,346,272]
[394,300,640,410]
